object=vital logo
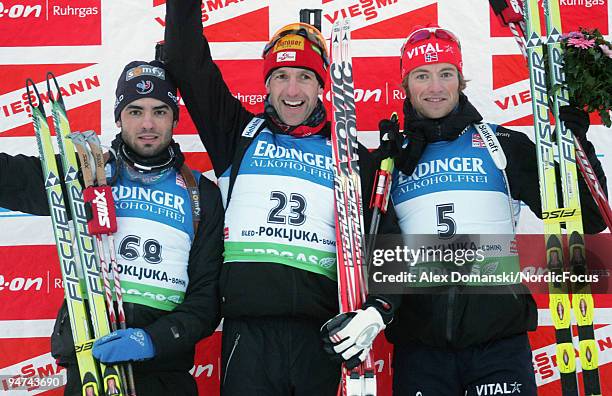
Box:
[93,189,111,228]
[476,382,522,395]
[404,42,457,60]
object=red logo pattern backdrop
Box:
[0,0,610,394]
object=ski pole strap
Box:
[83,185,118,234]
[71,133,96,187]
[179,163,201,238]
[226,117,266,209]
[82,130,107,187]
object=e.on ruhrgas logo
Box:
[0,0,101,47]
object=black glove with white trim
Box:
[320,298,392,369]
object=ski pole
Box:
[366,112,397,267]
[85,132,139,396]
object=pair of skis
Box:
[492,0,604,394]
[26,73,136,396]
[329,18,378,396]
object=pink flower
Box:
[567,37,596,49]
[599,44,612,59]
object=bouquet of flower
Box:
[557,28,612,127]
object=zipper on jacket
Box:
[506,284,519,300]
[222,333,241,386]
[56,309,68,336]
[446,287,457,342]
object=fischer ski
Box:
[329,18,377,396]
[490,1,612,232]
[46,73,126,396]
[521,0,601,394]
[26,78,106,396]
[541,1,601,394]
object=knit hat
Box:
[114,60,179,122]
[400,25,463,81]
[262,23,329,86]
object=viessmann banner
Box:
[0,0,610,394]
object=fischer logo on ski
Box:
[520,0,602,394]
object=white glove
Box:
[320,306,385,369]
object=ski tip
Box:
[545,234,562,249]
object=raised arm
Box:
[164,0,255,177]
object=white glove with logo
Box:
[320,306,386,369]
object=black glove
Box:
[375,114,402,161]
[558,105,590,144]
